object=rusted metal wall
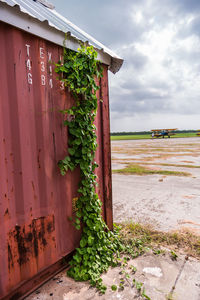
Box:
[0,21,113,300]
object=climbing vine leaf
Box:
[55,44,122,292]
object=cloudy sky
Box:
[50,0,200,132]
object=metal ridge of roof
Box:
[0,0,123,73]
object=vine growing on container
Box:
[55,44,122,292]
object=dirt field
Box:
[111,137,200,234]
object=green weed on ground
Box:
[141,163,200,169]
[118,222,200,259]
[111,135,151,140]
[113,163,191,176]
[112,159,200,169]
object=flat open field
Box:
[111,137,200,234]
[111,132,197,140]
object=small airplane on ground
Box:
[151,129,177,138]
[197,130,200,136]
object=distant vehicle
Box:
[151,129,177,138]
[197,130,200,136]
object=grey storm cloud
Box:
[119,46,149,70]
[173,0,200,13]
[167,47,200,70]
[111,87,200,116]
[186,16,200,40]
[50,0,146,47]
[110,86,171,114]
[50,0,200,130]
[176,15,200,40]
[120,79,171,95]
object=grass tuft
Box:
[113,163,191,176]
[111,132,197,141]
[118,222,200,259]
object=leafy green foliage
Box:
[142,289,151,300]
[170,250,178,261]
[129,265,137,274]
[113,163,191,177]
[111,285,117,291]
[132,279,151,299]
[55,44,123,292]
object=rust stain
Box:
[4,208,10,221]
[7,215,55,270]
[38,218,47,247]
[31,181,35,191]
[30,207,33,217]
[8,244,14,271]
[47,220,54,233]
[31,181,37,200]
[4,208,9,216]
[18,49,21,61]
[15,225,28,265]
[10,292,22,300]
[14,63,16,77]
[37,149,41,169]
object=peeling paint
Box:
[7,215,55,269]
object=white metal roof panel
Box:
[0,0,123,73]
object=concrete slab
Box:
[25,251,200,300]
[25,267,139,300]
[173,257,200,300]
[130,252,183,299]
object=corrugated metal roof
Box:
[0,0,123,73]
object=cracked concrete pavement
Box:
[25,251,200,300]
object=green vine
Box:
[55,44,122,292]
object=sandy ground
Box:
[112,137,200,233]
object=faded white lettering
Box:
[48,52,52,61]
[41,61,45,72]
[25,44,30,56]
[26,59,31,71]
[49,65,52,75]
[41,74,46,85]
[40,47,45,59]
[49,78,53,88]
[28,73,32,85]
[60,81,64,90]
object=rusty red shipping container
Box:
[0,1,123,299]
